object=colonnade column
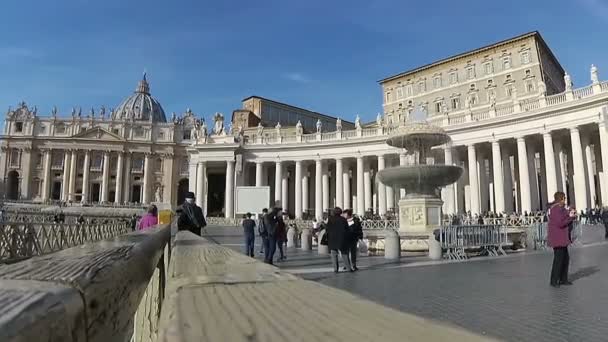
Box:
[467,144,480,214]
[41,150,52,201]
[583,137,596,207]
[315,159,323,220]
[302,165,309,215]
[356,156,365,216]
[114,152,124,204]
[225,160,235,218]
[196,162,206,209]
[123,153,131,203]
[335,158,344,209]
[275,161,282,207]
[556,142,569,203]
[142,153,151,204]
[570,127,589,210]
[81,150,90,203]
[516,137,532,213]
[502,150,514,213]
[364,161,372,214]
[282,170,289,213]
[255,162,264,187]
[442,146,455,215]
[101,151,110,203]
[343,164,351,210]
[543,132,558,202]
[68,150,77,202]
[322,163,329,212]
[491,141,505,214]
[295,161,303,219]
[598,121,608,206]
[61,151,71,201]
[377,155,386,216]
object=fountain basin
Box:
[376,165,463,196]
[386,123,451,150]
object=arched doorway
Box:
[6,171,19,200]
[177,178,189,205]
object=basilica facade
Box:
[2,31,608,219]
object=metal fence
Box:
[0,222,130,263]
[1,211,132,224]
[439,224,508,260]
[529,221,583,250]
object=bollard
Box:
[428,233,442,260]
[317,230,329,255]
[384,230,400,260]
[300,228,312,250]
[287,226,297,248]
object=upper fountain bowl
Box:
[386,121,451,150]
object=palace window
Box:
[417,81,426,93]
[502,57,511,70]
[14,122,23,133]
[182,129,191,140]
[132,157,144,172]
[526,80,535,93]
[55,123,66,134]
[449,72,458,84]
[433,76,442,89]
[9,150,20,167]
[32,179,41,198]
[487,89,496,102]
[405,84,413,97]
[35,153,43,169]
[484,62,493,75]
[451,97,460,110]
[466,66,475,79]
[506,85,514,97]
[91,154,103,170]
[470,94,478,106]
[396,87,403,98]
[520,51,530,64]
[134,127,145,138]
[435,101,442,113]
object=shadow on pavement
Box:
[570,266,600,282]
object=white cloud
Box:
[282,72,311,83]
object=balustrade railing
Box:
[602,81,608,92]
[472,110,490,121]
[573,85,594,99]
[342,129,358,139]
[520,98,540,111]
[449,114,467,124]
[546,93,567,106]
[495,104,515,116]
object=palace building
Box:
[2,31,608,219]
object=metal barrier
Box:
[439,224,508,260]
[530,221,583,250]
[0,222,130,263]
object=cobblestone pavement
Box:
[207,224,608,341]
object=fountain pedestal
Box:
[398,196,443,252]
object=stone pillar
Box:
[570,127,589,210]
[188,159,197,194]
[478,155,489,212]
[343,164,351,210]
[61,151,71,201]
[68,150,77,202]
[255,162,264,187]
[142,153,151,204]
[101,151,110,203]
[599,121,608,206]
[295,160,303,219]
[41,150,52,201]
[335,158,344,209]
[502,151,514,213]
[399,152,407,199]
[491,141,505,214]
[322,162,329,212]
[543,132,558,202]
[364,161,372,213]
[516,137,532,213]
[302,166,309,215]
[114,152,124,204]
[196,162,206,209]
[282,170,289,212]
[19,148,32,199]
[225,160,235,218]
[442,146,455,215]
[356,156,365,216]
[315,159,323,220]
[123,153,131,203]
[467,145,480,214]
[81,150,90,203]
[274,161,282,207]
[583,137,597,207]
[377,155,387,216]
[556,142,568,202]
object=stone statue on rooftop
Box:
[296,120,303,135]
[257,122,264,136]
[213,112,225,135]
[591,64,599,84]
[336,117,342,131]
[564,72,573,91]
[376,113,382,126]
[316,119,322,133]
[355,115,361,129]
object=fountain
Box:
[377,108,463,249]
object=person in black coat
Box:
[602,208,608,239]
[263,207,279,265]
[343,209,363,271]
[326,207,352,273]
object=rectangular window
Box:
[503,57,511,70]
[396,87,403,98]
[418,81,426,93]
[182,130,191,140]
[112,129,120,135]
[484,63,493,75]
[405,84,413,97]
[449,72,458,84]
[435,102,442,113]
[526,80,535,93]
[506,85,513,97]
[9,150,20,167]
[487,90,496,102]
[15,122,23,133]
[433,76,441,89]
[521,51,530,64]
[132,157,144,172]
[451,98,460,110]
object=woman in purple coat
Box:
[548,192,576,287]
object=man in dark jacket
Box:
[602,208,608,239]
[327,207,352,273]
[258,208,268,254]
[242,213,256,257]
[343,209,363,271]
[263,207,279,264]
[178,192,207,235]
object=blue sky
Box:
[1,0,607,124]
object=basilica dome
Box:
[113,74,167,122]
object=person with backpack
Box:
[177,192,207,236]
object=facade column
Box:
[364,161,372,213]
[68,150,77,202]
[343,164,351,210]
[41,149,52,201]
[491,141,505,214]
[443,146,455,214]
[295,161,303,219]
[356,156,365,216]
[501,151,514,213]
[543,132,558,202]
[123,153,132,203]
[302,165,309,215]
[315,159,323,220]
[255,162,264,187]
[101,151,110,203]
[516,137,532,213]
[81,150,90,203]
[467,144,480,214]
[335,158,344,209]
[527,144,540,211]
[282,170,289,212]
[61,151,71,201]
[570,127,589,210]
[225,160,235,218]
[598,121,608,206]
[114,152,124,204]
[142,153,151,204]
[196,162,206,209]
[322,162,329,212]
[583,137,597,207]
[377,155,387,216]
[274,161,282,207]
[399,152,407,199]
